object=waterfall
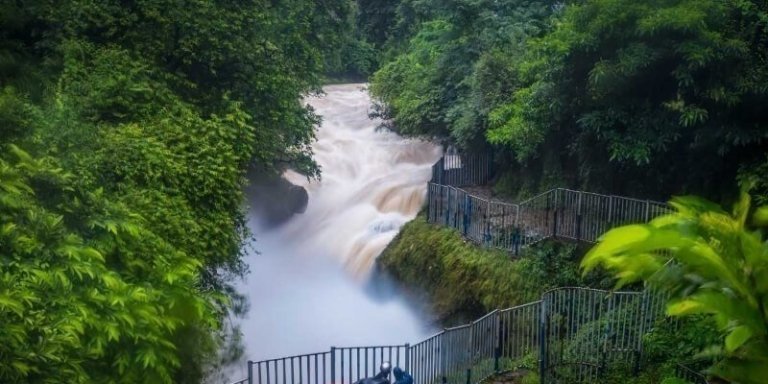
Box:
[234,84,440,369]
[280,84,442,278]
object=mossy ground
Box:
[376,214,612,326]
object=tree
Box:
[0,146,222,383]
[370,0,768,201]
[369,0,557,148]
[1,0,350,381]
[486,0,768,198]
[582,190,768,384]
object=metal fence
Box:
[539,288,666,383]
[431,150,493,187]
[232,153,702,384]
[233,287,692,384]
[426,183,671,255]
[246,346,408,384]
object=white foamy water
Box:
[231,84,441,377]
[281,84,442,278]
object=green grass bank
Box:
[376,215,612,326]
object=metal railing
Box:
[427,183,671,255]
[247,351,333,384]
[230,151,705,384]
[431,151,493,187]
[232,287,695,384]
[245,346,408,384]
[538,288,667,383]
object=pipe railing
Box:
[231,151,701,384]
[427,183,671,255]
[233,287,692,384]
[431,151,493,187]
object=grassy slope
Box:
[377,215,610,325]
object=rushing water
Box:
[232,84,442,377]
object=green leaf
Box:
[754,206,768,227]
[667,299,707,316]
[0,294,24,316]
[725,325,752,353]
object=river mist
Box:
[231,84,441,378]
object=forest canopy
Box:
[0,1,348,382]
[366,0,768,202]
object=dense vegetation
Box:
[363,1,768,382]
[584,191,768,383]
[377,215,611,324]
[0,1,349,382]
[366,0,768,201]
[3,0,765,382]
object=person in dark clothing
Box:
[393,367,413,384]
[353,362,391,384]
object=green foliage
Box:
[660,378,689,384]
[644,316,721,367]
[0,0,349,382]
[323,1,379,79]
[378,215,609,324]
[521,371,540,384]
[378,215,527,323]
[370,20,454,139]
[369,0,557,148]
[738,155,768,206]
[0,147,216,383]
[583,191,768,383]
[369,0,768,200]
[488,0,768,193]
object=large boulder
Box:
[245,170,309,228]
[288,184,308,214]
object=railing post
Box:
[514,205,521,255]
[539,299,548,384]
[635,293,649,375]
[331,347,336,384]
[468,320,474,368]
[644,200,650,222]
[404,343,411,373]
[441,333,448,384]
[463,195,471,236]
[576,191,583,241]
[438,157,445,185]
[427,184,433,222]
[608,195,614,225]
[545,192,550,231]
[552,190,559,239]
[466,368,472,384]
[494,312,502,373]
[445,188,451,226]
[248,360,254,384]
[484,202,491,246]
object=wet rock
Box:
[290,184,308,214]
[245,170,309,228]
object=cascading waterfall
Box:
[280,84,442,278]
[235,84,441,369]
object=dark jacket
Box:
[393,368,413,384]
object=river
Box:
[231,84,441,379]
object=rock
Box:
[289,184,308,214]
[245,170,310,228]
